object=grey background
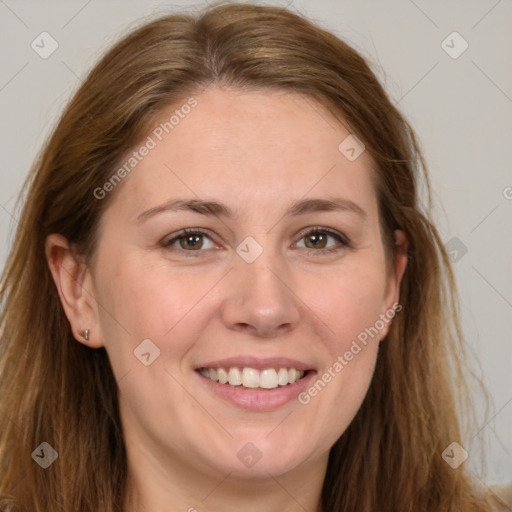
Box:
[1,0,510,487]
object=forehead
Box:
[106,87,378,221]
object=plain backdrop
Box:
[0,0,511,487]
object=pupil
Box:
[182,235,202,249]
[307,233,326,249]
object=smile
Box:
[194,357,316,411]
[198,366,306,390]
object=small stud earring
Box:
[82,329,90,341]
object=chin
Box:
[199,432,318,480]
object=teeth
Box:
[260,369,278,389]
[288,368,298,384]
[199,366,306,389]
[277,368,289,386]
[228,367,242,386]
[217,367,228,384]
[242,367,259,388]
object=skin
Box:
[46,87,408,512]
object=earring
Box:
[82,329,90,341]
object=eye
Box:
[161,226,350,257]
[294,227,349,254]
[161,228,217,255]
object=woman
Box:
[0,3,506,511]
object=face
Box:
[83,87,406,481]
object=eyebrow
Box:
[135,197,367,223]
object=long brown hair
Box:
[0,2,501,510]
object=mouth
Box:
[194,357,316,410]
[196,366,309,390]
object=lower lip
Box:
[196,370,317,411]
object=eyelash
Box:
[161,227,350,258]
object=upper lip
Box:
[195,356,314,372]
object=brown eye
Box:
[178,233,204,250]
[303,231,329,249]
[295,227,349,255]
[162,229,216,253]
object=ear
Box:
[45,234,104,348]
[380,229,409,338]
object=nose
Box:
[220,247,301,338]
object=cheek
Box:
[92,252,225,369]
[91,254,212,430]
[297,259,388,433]
[317,259,390,355]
